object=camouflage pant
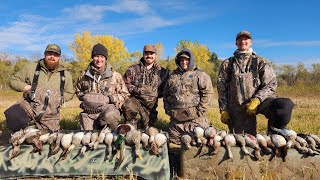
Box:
[168,116,209,145]
[121,97,158,129]
[80,104,120,131]
[228,97,294,135]
[5,101,61,132]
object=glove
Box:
[246,98,260,116]
[220,111,231,125]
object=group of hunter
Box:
[5,31,294,145]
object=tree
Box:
[69,32,131,74]
[130,51,142,62]
[13,59,29,74]
[155,43,165,60]
[0,60,12,89]
[175,40,216,85]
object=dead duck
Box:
[93,126,111,150]
[141,132,150,150]
[204,126,216,147]
[125,126,143,160]
[58,132,74,162]
[256,134,271,155]
[64,132,84,159]
[270,126,297,149]
[79,132,92,156]
[193,126,205,147]
[8,129,25,160]
[104,132,114,160]
[154,133,167,155]
[24,129,44,154]
[234,134,253,157]
[181,134,192,150]
[114,124,132,168]
[244,134,262,160]
[146,127,159,155]
[49,132,64,157]
[212,134,222,155]
[224,134,236,161]
[270,134,287,162]
[88,132,99,150]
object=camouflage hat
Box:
[143,44,156,53]
[179,52,190,59]
[236,31,252,40]
[45,44,61,55]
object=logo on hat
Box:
[236,31,252,40]
[143,44,156,53]
[45,44,61,55]
[179,52,190,59]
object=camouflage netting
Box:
[0,143,170,179]
[170,146,320,179]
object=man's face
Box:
[93,55,106,70]
[236,36,252,51]
[143,51,156,66]
[179,57,190,70]
[44,51,61,70]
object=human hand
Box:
[246,98,260,116]
[220,111,231,125]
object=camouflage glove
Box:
[220,111,231,125]
[246,98,260,116]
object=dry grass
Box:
[1,86,320,135]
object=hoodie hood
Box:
[85,61,113,79]
[175,48,195,72]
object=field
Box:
[1,84,320,146]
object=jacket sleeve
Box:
[196,71,214,116]
[110,72,130,108]
[9,63,34,92]
[217,59,230,111]
[63,70,75,102]
[123,67,140,95]
[75,72,86,101]
[157,68,170,98]
[252,58,277,102]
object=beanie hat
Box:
[91,43,108,59]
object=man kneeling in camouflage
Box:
[76,43,129,130]
[163,49,214,144]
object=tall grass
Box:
[1,84,320,134]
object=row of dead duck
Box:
[8,124,168,167]
[180,126,320,162]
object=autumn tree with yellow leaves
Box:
[69,32,131,76]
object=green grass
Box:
[1,85,320,135]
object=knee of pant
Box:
[274,98,294,109]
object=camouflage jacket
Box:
[9,59,75,101]
[217,51,277,111]
[76,62,130,109]
[163,49,214,121]
[123,59,169,110]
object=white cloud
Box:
[254,40,320,47]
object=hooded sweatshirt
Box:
[163,48,214,121]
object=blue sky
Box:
[0,0,320,66]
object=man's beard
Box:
[45,59,59,70]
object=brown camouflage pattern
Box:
[217,51,277,134]
[76,62,129,130]
[122,60,169,127]
[6,88,63,132]
[0,139,170,179]
[163,49,213,144]
[76,62,129,109]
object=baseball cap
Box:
[143,44,156,53]
[179,52,190,59]
[236,31,252,40]
[45,44,61,55]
